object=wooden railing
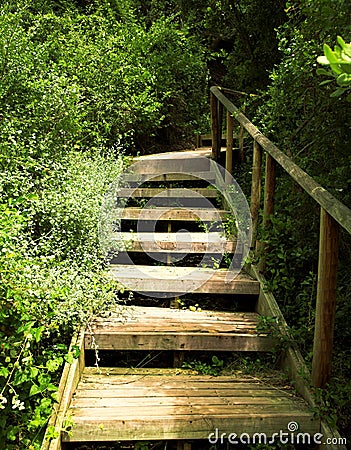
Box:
[210,85,351,389]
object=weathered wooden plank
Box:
[225,110,234,177]
[123,171,217,182]
[92,306,258,322]
[133,147,225,160]
[71,386,291,398]
[81,367,201,376]
[72,395,292,408]
[85,332,273,352]
[260,152,276,271]
[63,412,318,443]
[312,209,339,388]
[64,368,318,443]
[90,322,260,331]
[76,373,283,387]
[86,305,271,351]
[110,232,236,253]
[90,320,260,331]
[41,330,85,450]
[117,187,218,198]
[113,207,228,222]
[250,140,262,248]
[134,150,215,161]
[72,371,305,391]
[210,91,221,161]
[69,403,306,417]
[109,265,260,295]
[128,157,211,174]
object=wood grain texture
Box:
[63,369,319,442]
[110,232,236,253]
[117,188,218,198]
[312,208,339,388]
[113,207,228,222]
[123,171,217,182]
[85,306,272,352]
[109,265,260,294]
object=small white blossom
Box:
[0,394,7,409]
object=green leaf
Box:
[7,426,20,441]
[329,63,342,76]
[30,367,39,379]
[0,367,9,378]
[29,384,41,397]
[330,87,346,98]
[324,44,339,63]
[64,353,74,364]
[33,326,45,343]
[47,383,58,392]
[339,62,351,74]
[337,35,346,50]
[38,373,50,389]
[316,68,332,77]
[13,370,29,386]
[337,73,351,86]
[46,357,63,372]
[26,193,39,201]
[317,55,330,65]
[319,79,334,86]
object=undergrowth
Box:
[0,150,126,449]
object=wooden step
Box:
[85,306,273,351]
[63,368,319,442]
[110,232,236,253]
[123,171,217,183]
[129,155,211,174]
[109,265,259,295]
[117,187,218,198]
[113,207,229,222]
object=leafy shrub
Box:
[0,2,204,448]
[317,35,351,101]
[251,0,351,436]
[0,149,124,448]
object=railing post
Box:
[250,140,262,249]
[312,208,339,389]
[218,101,223,157]
[238,105,245,162]
[210,91,222,161]
[210,91,219,160]
[260,153,276,271]
[225,110,234,181]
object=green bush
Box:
[0,149,125,448]
[251,0,351,436]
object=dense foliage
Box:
[252,0,351,437]
[0,1,208,447]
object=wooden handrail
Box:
[210,85,351,389]
[211,86,351,235]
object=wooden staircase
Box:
[42,149,323,450]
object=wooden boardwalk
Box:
[66,369,318,443]
[42,148,327,450]
[41,85,351,449]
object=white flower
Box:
[0,395,7,409]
